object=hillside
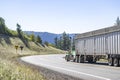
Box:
[25,31,76,44]
[0,34,65,79]
[0,17,65,80]
[0,34,64,55]
[0,17,64,54]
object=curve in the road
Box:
[21,54,120,80]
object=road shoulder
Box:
[18,58,83,80]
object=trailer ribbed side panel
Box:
[84,37,94,55]
[78,39,84,55]
[118,32,120,54]
[107,32,120,55]
[94,35,106,55]
[75,25,120,56]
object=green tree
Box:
[66,35,71,50]
[54,37,58,47]
[0,17,7,34]
[0,17,5,26]
[0,17,13,35]
[54,32,72,50]
[59,36,63,49]
[0,17,5,33]
[16,23,22,38]
[30,34,35,42]
[61,32,72,50]
[36,35,42,44]
[62,32,68,50]
[0,17,17,36]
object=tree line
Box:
[0,17,75,50]
[54,32,75,51]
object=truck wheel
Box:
[67,59,69,62]
[76,55,80,63]
[65,55,69,62]
[88,57,93,63]
[118,59,120,66]
[108,58,113,66]
[88,59,93,63]
[80,55,84,63]
[119,59,120,66]
[113,58,119,67]
[73,58,76,62]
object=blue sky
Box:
[0,0,120,33]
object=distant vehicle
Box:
[74,25,120,67]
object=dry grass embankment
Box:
[0,35,65,80]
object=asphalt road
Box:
[21,54,120,80]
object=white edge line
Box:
[21,57,111,80]
[38,63,111,80]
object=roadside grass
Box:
[0,35,65,80]
[0,48,45,80]
[0,46,65,80]
[0,59,44,80]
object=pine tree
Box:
[54,32,72,50]
[0,17,6,34]
[16,23,22,38]
[30,33,35,42]
[54,37,58,47]
[36,35,42,44]
[116,17,120,26]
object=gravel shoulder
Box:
[18,59,83,80]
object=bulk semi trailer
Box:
[74,25,120,67]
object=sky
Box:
[0,0,120,34]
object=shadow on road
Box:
[86,62,108,66]
[70,61,109,66]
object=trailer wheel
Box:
[119,59,120,66]
[113,58,119,67]
[66,57,70,62]
[87,57,96,63]
[67,59,70,62]
[108,58,113,66]
[88,59,93,63]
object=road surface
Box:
[21,54,120,80]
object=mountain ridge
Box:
[25,31,76,44]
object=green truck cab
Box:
[65,50,76,62]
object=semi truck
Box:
[66,25,120,67]
[75,25,120,67]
